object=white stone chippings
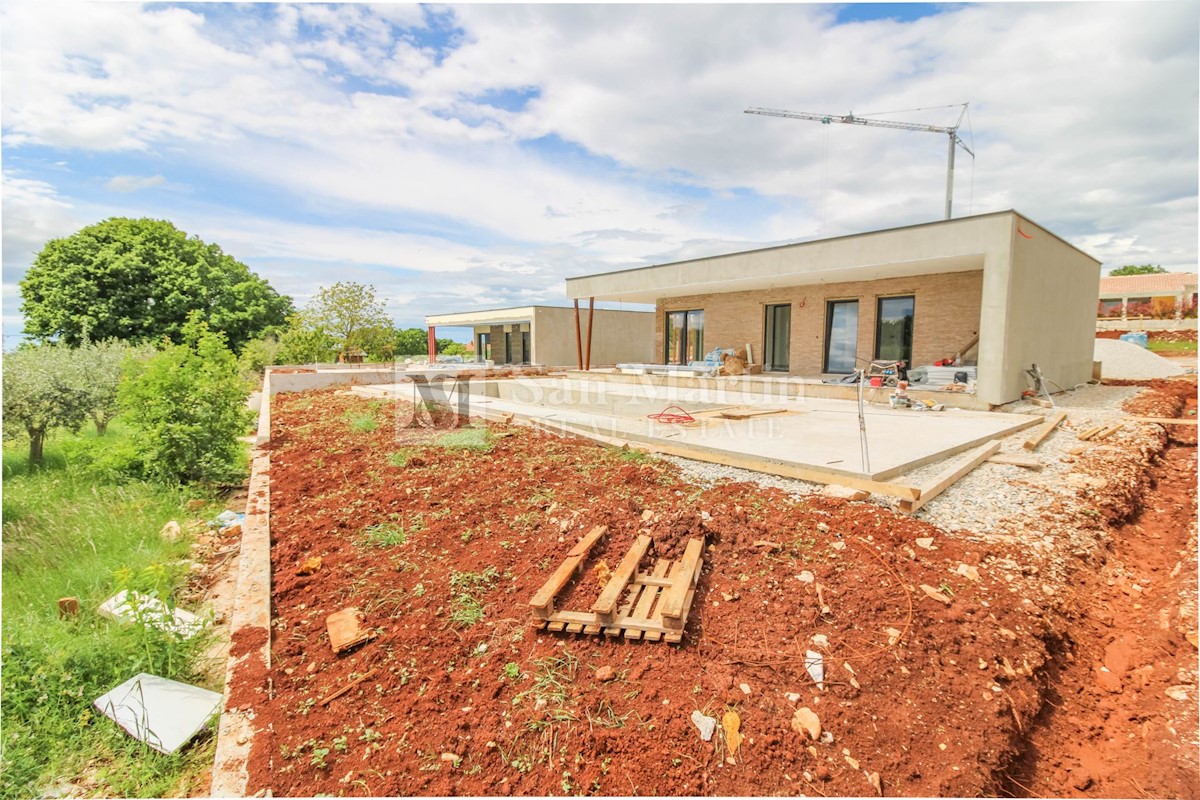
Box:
[1093,338,1187,380]
[657,383,1156,542]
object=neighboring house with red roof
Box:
[1098,271,1197,319]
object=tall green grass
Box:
[2,423,218,799]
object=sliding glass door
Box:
[824,300,858,373]
[763,304,791,372]
[665,309,704,364]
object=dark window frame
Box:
[874,295,915,364]
[762,303,791,372]
[823,299,859,374]
[664,309,704,364]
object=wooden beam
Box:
[585,297,595,371]
[660,538,704,628]
[1092,423,1124,441]
[547,420,921,501]
[573,299,583,371]
[719,407,788,420]
[592,535,652,621]
[530,526,608,617]
[900,440,1001,515]
[1023,410,1069,451]
[1130,416,1198,426]
[986,452,1043,470]
[1076,425,1106,441]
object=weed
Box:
[387,448,415,467]
[347,413,377,433]
[310,746,330,770]
[513,650,578,709]
[502,662,521,681]
[613,448,650,464]
[448,567,499,626]
[460,529,473,544]
[498,540,514,550]
[332,736,349,753]
[412,583,426,597]
[432,427,494,453]
[361,522,408,547]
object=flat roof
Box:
[426,305,653,327]
[565,210,1099,303]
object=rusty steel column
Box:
[427,326,436,365]
[585,297,595,371]
[573,299,583,370]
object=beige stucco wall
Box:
[656,271,983,373]
[533,307,655,367]
[982,215,1101,403]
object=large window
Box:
[875,296,915,363]
[763,304,791,372]
[824,300,859,373]
[476,332,490,362]
[665,309,704,364]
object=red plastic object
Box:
[647,405,695,424]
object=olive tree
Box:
[2,345,93,465]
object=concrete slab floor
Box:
[359,377,1038,481]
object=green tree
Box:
[119,314,253,485]
[76,338,155,435]
[2,344,94,465]
[302,282,392,359]
[276,314,339,364]
[1109,264,1167,276]
[20,217,293,351]
[394,327,430,356]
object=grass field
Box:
[1,422,219,799]
[1148,339,1198,355]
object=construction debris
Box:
[791,707,822,741]
[1023,411,1068,451]
[93,673,222,754]
[318,669,377,705]
[326,607,376,653]
[98,590,205,639]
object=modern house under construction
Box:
[564,210,1101,407]
[424,305,655,368]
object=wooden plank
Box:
[1092,423,1124,441]
[618,583,649,640]
[529,526,608,614]
[660,539,705,625]
[986,452,1043,470]
[1130,416,1198,426]
[565,623,584,634]
[626,560,670,640]
[582,624,602,635]
[1023,410,1068,451]
[1076,425,1106,441]
[632,575,673,588]
[900,440,1001,515]
[719,407,788,420]
[547,621,567,633]
[567,525,608,558]
[592,535,652,621]
[545,610,671,635]
[549,419,920,501]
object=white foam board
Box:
[93,673,222,754]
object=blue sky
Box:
[3,2,1197,347]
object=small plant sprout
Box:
[310,746,331,770]
[502,662,521,681]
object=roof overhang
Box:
[564,210,1092,304]
[425,306,537,327]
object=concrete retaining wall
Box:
[1096,318,1198,332]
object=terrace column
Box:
[427,326,436,365]
[574,299,583,370]
[585,297,595,371]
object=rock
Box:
[297,556,322,576]
[916,537,936,550]
[785,692,801,703]
[867,772,883,796]
[440,752,460,763]
[1165,685,1190,701]
[1094,665,1122,693]
[160,520,182,542]
[819,731,835,745]
[595,665,615,682]
[739,683,751,695]
[790,707,821,741]
[845,754,860,770]
[1071,772,1094,791]
[805,651,825,689]
[797,571,815,584]
[816,523,830,533]
[186,499,206,512]
[222,523,243,538]
[885,627,902,646]
[919,584,953,605]
[955,563,981,582]
[691,710,717,741]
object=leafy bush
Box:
[119,315,253,485]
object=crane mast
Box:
[745,103,973,220]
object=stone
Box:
[739,683,751,695]
[867,772,883,796]
[440,752,460,763]
[691,710,717,741]
[915,537,936,550]
[1071,772,1094,791]
[790,707,821,741]
[160,520,182,542]
[805,651,825,689]
[796,571,815,584]
[221,523,242,538]
[297,556,322,576]
[816,523,830,533]
[1094,665,1122,693]
[1165,685,1190,701]
[955,563,981,582]
[785,692,801,703]
[919,584,953,605]
[595,665,615,682]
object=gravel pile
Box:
[1094,337,1186,380]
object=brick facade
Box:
[655,270,984,373]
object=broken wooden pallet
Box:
[530,533,705,644]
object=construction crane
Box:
[744,103,973,220]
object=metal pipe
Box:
[573,299,583,370]
[945,132,956,220]
[585,297,595,371]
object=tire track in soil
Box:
[1001,383,1199,798]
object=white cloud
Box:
[1,0,1195,342]
[105,174,167,193]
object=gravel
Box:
[1094,338,1187,380]
[657,382,1153,541]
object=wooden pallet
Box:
[530,532,705,644]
